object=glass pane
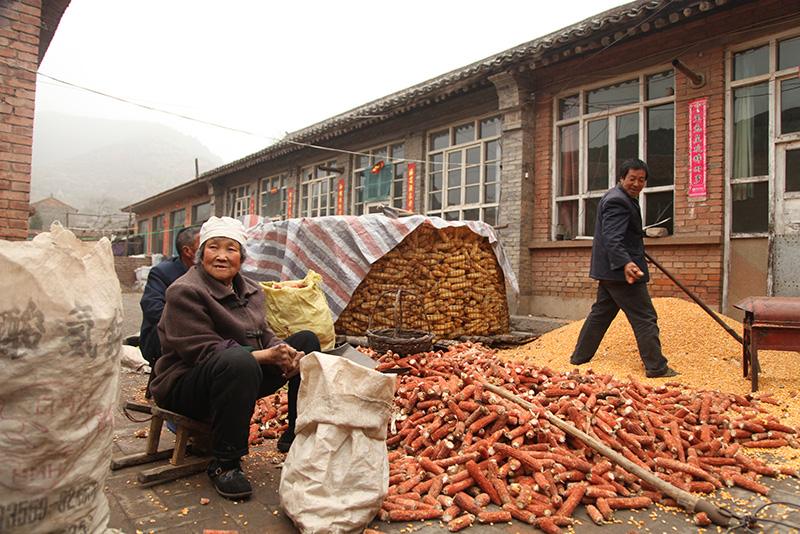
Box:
[559,94,580,120]
[447,188,461,206]
[355,187,363,203]
[733,84,769,178]
[483,206,498,226]
[431,153,443,172]
[559,124,579,196]
[448,170,461,188]
[466,147,480,166]
[465,185,479,204]
[646,70,674,100]
[781,78,800,134]
[647,104,674,187]
[645,191,674,234]
[779,35,800,71]
[454,123,475,144]
[430,172,442,192]
[616,112,639,174]
[786,149,800,192]
[556,200,578,239]
[484,183,498,203]
[732,182,769,233]
[448,151,462,169]
[357,154,369,168]
[486,140,500,161]
[429,192,442,211]
[585,197,600,237]
[485,163,497,184]
[356,171,365,187]
[463,208,479,221]
[466,166,480,185]
[392,143,405,159]
[587,119,609,191]
[430,130,449,150]
[374,147,388,160]
[733,45,769,80]
[480,116,501,138]
[444,211,460,221]
[586,79,639,113]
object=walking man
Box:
[570,158,678,378]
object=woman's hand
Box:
[252,344,306,377]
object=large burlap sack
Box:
[261,270,336,350]
[0,223,123,533]
[280,352,394,534]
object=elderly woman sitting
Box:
[149,216,320,500]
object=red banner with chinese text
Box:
[689,98,707,198]
[287,188,294,218]
[406,163,416,212]
[337,179,344,215]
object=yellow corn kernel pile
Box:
[335,223,509,339]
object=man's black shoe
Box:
[646,366,680,378]
[207,459,252,499]
[277,428,295,453]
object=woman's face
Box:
[201,237,242,286]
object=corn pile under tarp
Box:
[250,326,800,532]
[334,223,509,339]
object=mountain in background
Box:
[31,112,224,213]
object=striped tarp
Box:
[240,214,518,322]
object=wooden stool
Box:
[111,401,213,484]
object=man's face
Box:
[182,234,200,263]
[620,168,647,198]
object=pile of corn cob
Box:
[250,341,799,532]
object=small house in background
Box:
[28,194,78,234]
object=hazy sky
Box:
[35,0,628,164]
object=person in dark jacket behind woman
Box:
[139,226,200,367]
[569,158,678,379]
[150,216,320,500]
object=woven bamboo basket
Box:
[366,289,434,356]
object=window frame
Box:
[227,184,251,218]
[168,208,186,257]
[552,69,676,239]
[727,29,800,237]
[151,214,165,255]
[352,143,406,215]
[299,160,339,218]
[191,201,211,225]
[425,115,502,225]
[259,173,288,220]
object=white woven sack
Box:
[0,223,123,533]
[280,352,394,534]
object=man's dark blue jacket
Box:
[139,256,189,365]
[589,183,649,283]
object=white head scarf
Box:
[198,216,248,249]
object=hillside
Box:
[31,113,223,213]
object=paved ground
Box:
[107,291,800,533]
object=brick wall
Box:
[0,0,41,240]
[114,255,152,290]
[523,0,794,315]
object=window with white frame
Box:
[426,115,502,225]
[192,201,211,225]
[300,160,339,218]
[228,184,251,218]
[353,143,406,215]
[729,33,800,235]
[259,174,287,220]
[554,71,675,239]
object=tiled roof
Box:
[200,0,731,180]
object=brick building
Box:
[126,0,800,320]
[121,178,210,257]
[0,0,71,240]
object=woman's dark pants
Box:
[161,330,320,460]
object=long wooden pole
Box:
[482,382,732,527]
